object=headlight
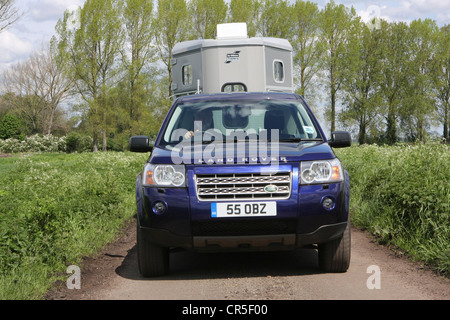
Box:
[300,159,343,184]
[142,164,186,187]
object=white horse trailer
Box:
[171,23,294,98]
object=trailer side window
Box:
[221,83,247,93]
[182,65,192,86]
[273,60,284,83]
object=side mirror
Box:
[129,136,153,153]
[329,131,351,148]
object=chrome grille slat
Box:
[195,172,292,201]
[196,176,290,185]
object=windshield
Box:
[160,98,323,146]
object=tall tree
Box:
[291,0,322,99]
[30,44,74,135]
[228,0,261,37]
[122,0,155,134]
[2,59,49,134]
[257,0,293,38]
[340,20,384,144]
[318,0,357,133]
[188,0,228,39]
[54,0,124,151]
[431,24,450,142]
[153,0,188,97]
[377,20,410,144]
[401,19,439,142]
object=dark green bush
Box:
[0,114,23,140]
[65,132,93,153]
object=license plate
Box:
[211,202,276,218]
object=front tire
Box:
[137,224,169,277]
[318,223,351,273]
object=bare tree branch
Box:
[2,45,74,135]
[0,0,21,33]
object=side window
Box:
[221,83,247,93]
[182,65,192,86]
[273,60,284,83]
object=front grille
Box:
[195,172,292,201]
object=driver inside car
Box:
[184,108,213,139]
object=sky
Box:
[0,0,82,71]
[0,0,448,72]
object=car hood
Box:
[149,141,336,165]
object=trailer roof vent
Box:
[216,23,248,40]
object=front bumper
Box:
[135,165,350,252]
[138,221,348,252]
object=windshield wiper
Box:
[224,138,324,143]
[201,140,216,144]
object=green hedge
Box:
[336,143,450,275]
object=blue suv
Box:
[129,92,351,277]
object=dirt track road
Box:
[47,218,450,301]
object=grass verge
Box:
[0,152,147,299]
[336,143,450,275]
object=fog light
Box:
[322,197,335,210]
[152,201,167,215]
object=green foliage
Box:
[318,0,358,133]
[0,152,148,299]
[65,132,93,153]
[291,0,322,100]
[54,0,125,152]
[0,113,23,140]
[431,24,450,142]
[228,0,261,37]
[340,21,384,145]
[258,0,293,38]
[336,143,450,275]
[153,0,188,96]
[188,0,228,39]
